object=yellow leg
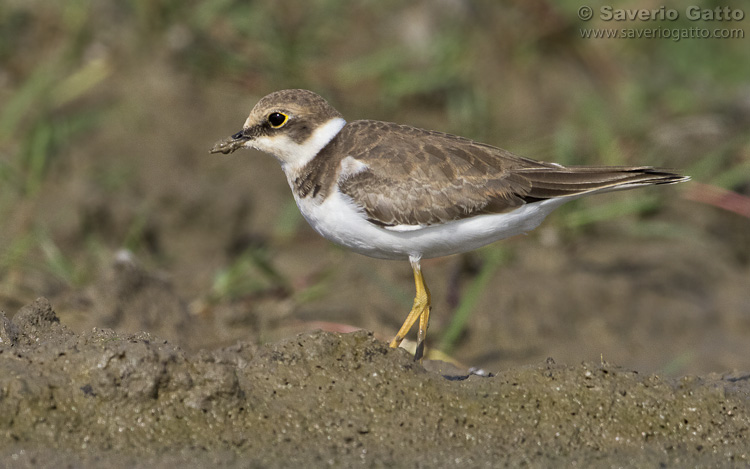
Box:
[389,258,432,361]
[415,298,431,361]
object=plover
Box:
[210,89,689,361]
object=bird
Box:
[210,89,689,361]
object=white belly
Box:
[292,189,571,261]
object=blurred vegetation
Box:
[0,0,748,355]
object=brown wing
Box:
[335,121,687,227]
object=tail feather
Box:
[518,166,689,200]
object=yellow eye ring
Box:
[268,112,288,128]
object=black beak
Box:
[209,129,251,155]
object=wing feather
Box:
[334,121,687,227]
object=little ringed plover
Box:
[210,89,689,361]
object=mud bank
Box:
[1,298,748,468]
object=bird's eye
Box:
[268,112,288,128]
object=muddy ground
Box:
[1,297,749,468]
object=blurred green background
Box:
[1,0,748,373]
